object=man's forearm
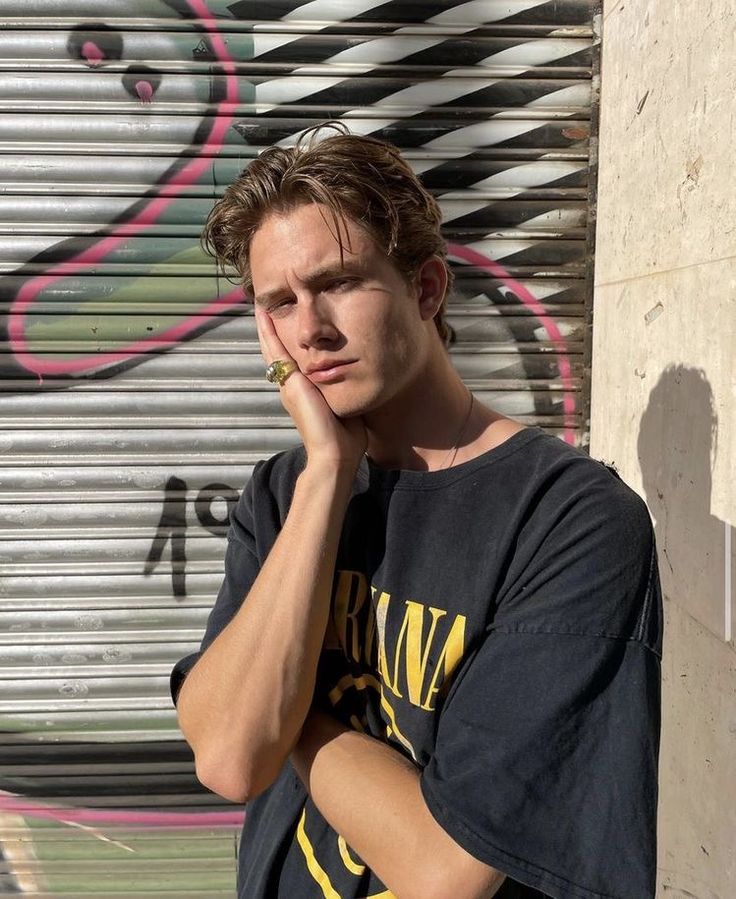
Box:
[175,462,355,801]
[291,710,507,899]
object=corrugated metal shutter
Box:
[0,1,599,893]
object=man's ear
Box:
[415,255,448,321]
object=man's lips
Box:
[305,360,356,383]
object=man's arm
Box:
[175,295,369,803]
[291,708,507,899]
[175,460,355,802]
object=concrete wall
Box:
[591,1,735,896]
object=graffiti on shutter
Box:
[0,1,598,893]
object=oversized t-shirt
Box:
[170,426,663,899]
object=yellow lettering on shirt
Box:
[332,572,467,712]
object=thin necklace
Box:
[436,389,475,471]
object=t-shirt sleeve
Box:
[169,462,263,707]
[419,470,663,899]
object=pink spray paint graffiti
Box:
[0,791,244,830]
[447,243,578,446]
[8,0,245,381]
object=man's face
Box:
[249,202,434,417]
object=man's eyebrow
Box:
[253,263,366,306]
[307,262,366,284]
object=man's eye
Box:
[269,298,295,315]
[328,278,356,291]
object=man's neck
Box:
[362,356,507,472]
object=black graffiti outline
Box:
[144,476,239,598]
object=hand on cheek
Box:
[253,304,368,470]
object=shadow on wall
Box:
[638,364,734,646]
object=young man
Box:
[170,125,663,899]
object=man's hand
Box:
[254,303,367,470]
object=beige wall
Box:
[591,0,735,895]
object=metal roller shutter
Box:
[0,1,599,894]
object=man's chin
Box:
[314,370,393,416]
[320,390,379,420]
[329,402,371,420]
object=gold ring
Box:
[265,359,297,386]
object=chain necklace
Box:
[435,389,475,471]
[363,390,475,471]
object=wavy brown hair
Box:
[201,122,454,347]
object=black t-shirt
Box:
[170,426,663,899]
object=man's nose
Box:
[296,296,339,347]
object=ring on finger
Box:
[265,359,297,386]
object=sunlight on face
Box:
[250,203,435,417]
